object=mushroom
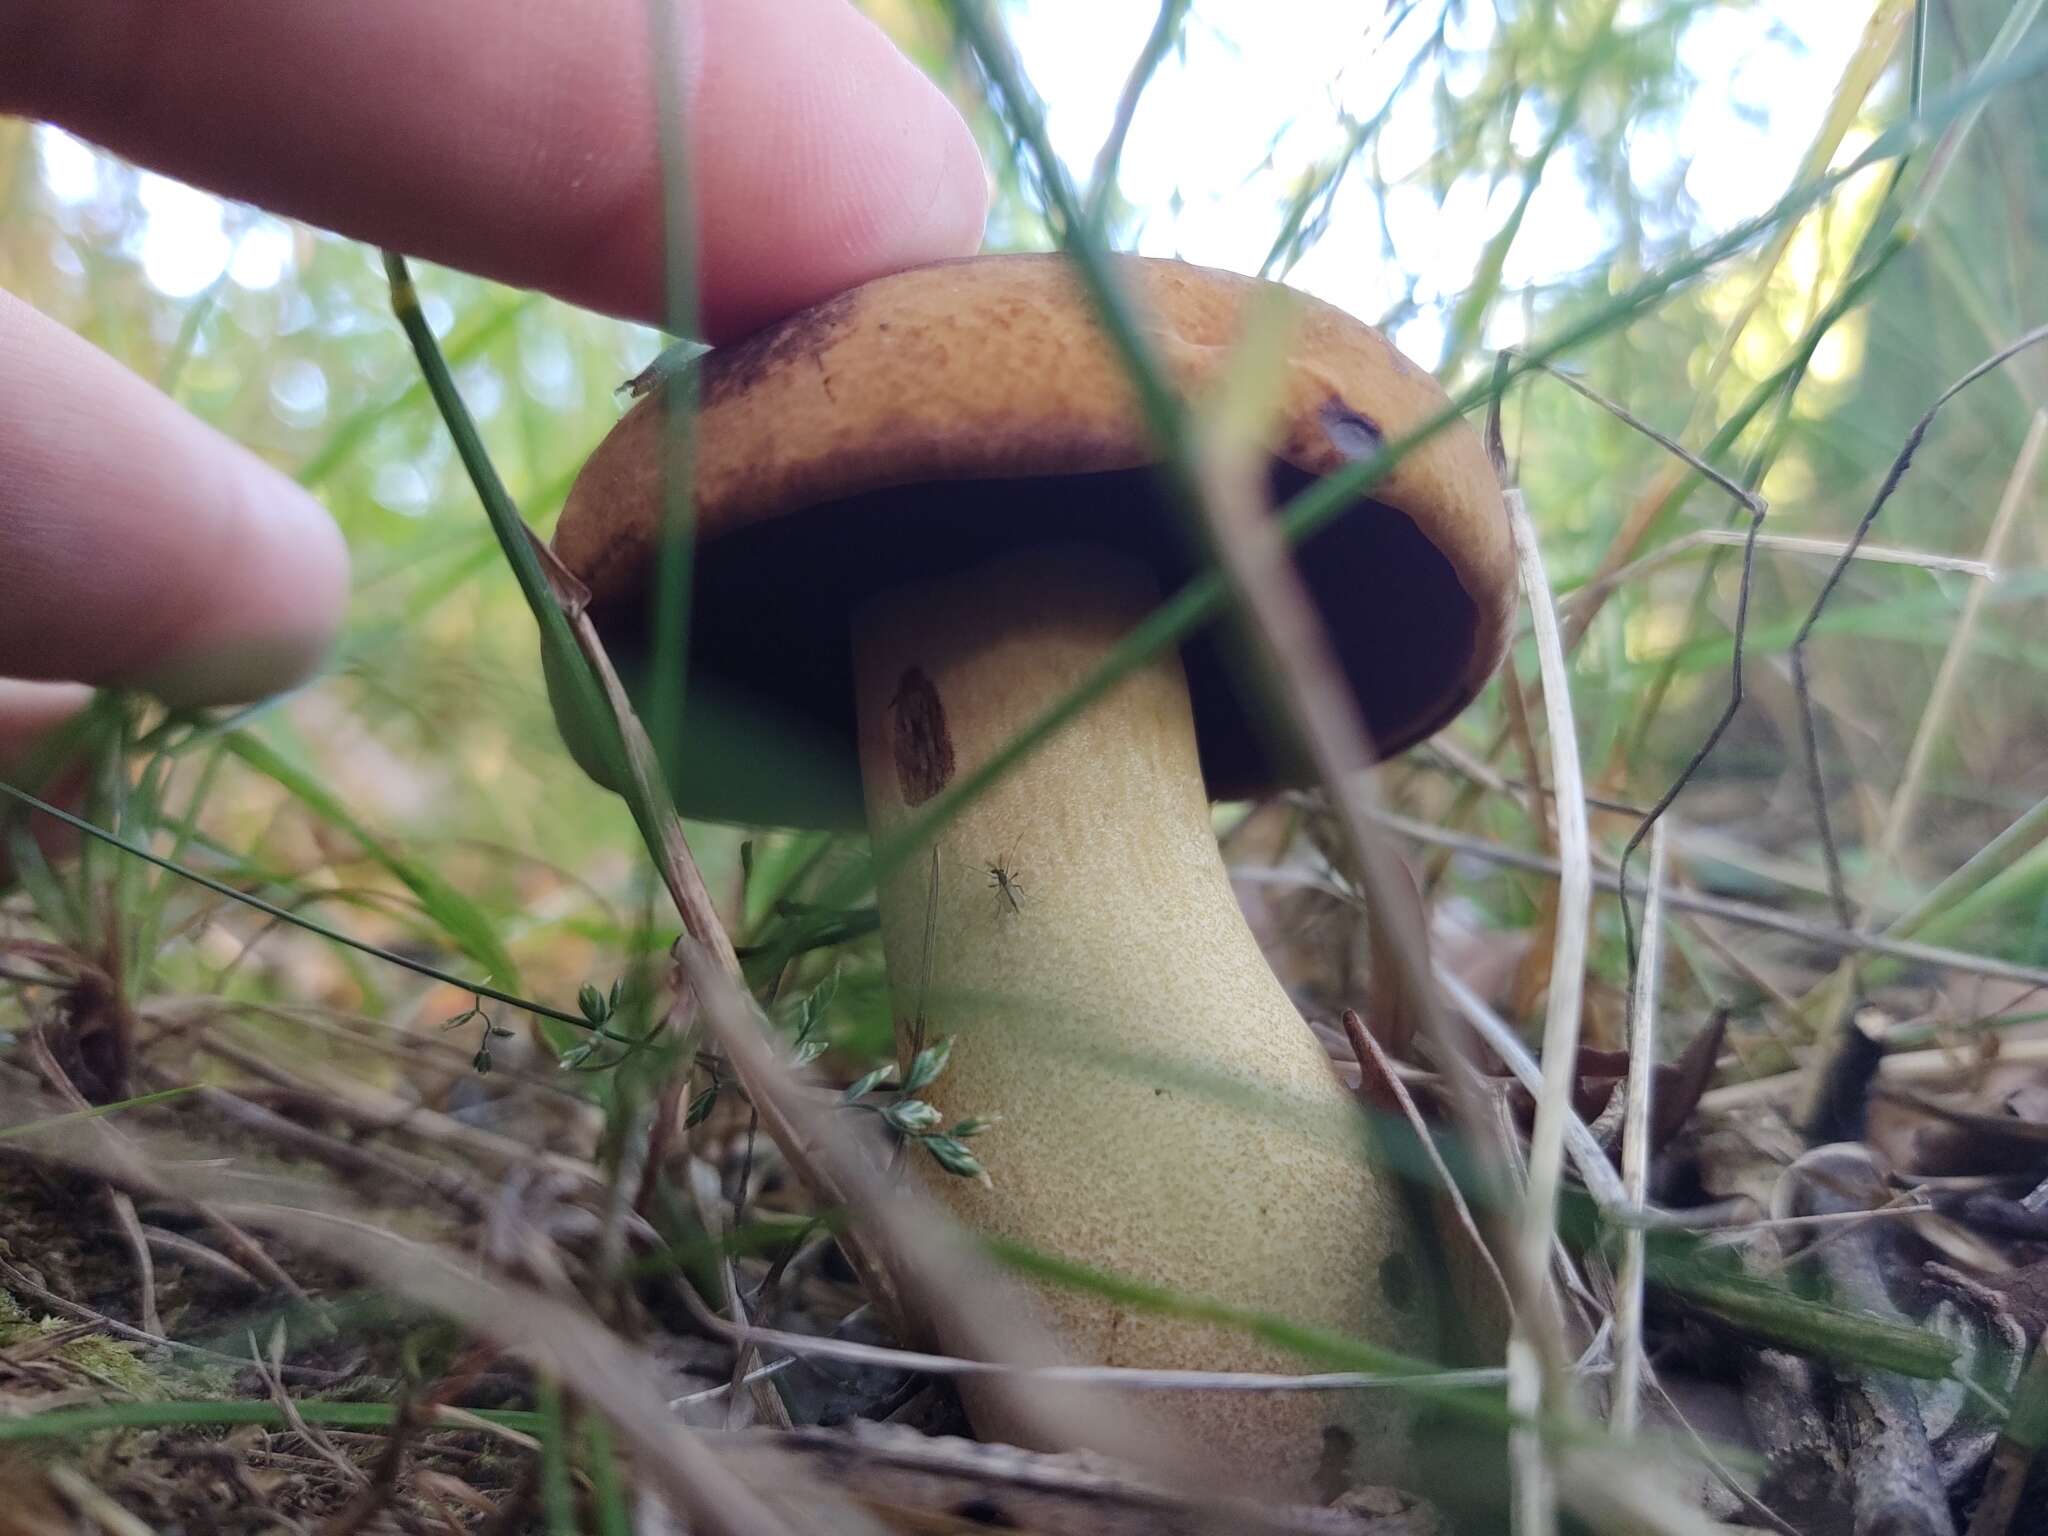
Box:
[549,254,1512,1490]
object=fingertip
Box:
[689,0,988,341]
[0,680,95,771]
[0,290,352,710]
[890,62,993,273]
[131,457,354,708]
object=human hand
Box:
[0,0,988,777]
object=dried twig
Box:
[104,1186,162,1338]
[1431,967,1632,1217]
[1499,483,1596,1536]
[1305,809,2048,992]
[1776,1145,1956,1536]
[1563,526,1991,611]
[140,1225,260,1291]
[1345,1009,1515,1320]
[671,1263,1537,1396]
[252,1324,365,1488]
[25,1020,304,1300]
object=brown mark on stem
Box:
[890,666,955,806]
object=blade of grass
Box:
[0,777,601,1036]
[1082,0,1192,234]
[296,292,538,489]
[224,729,520,993]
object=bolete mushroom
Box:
[549,254,1512,1490]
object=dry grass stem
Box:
[1342,810,2048,991]
[1502,483,1597,1536]
[1870,407,2047,889]
[1611,820,1668,1437]
[1565,527,1995,612]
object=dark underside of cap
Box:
[584,461,1481,829]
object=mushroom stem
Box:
[851,542,1437,1491]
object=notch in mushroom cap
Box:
[548,253,1511,822]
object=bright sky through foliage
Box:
[1006,0,1867,363]
[37,2,1867,367]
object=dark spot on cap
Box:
[951,1496,1017,1527]
[1320,399,1385,459]
[1379,1251,1418,1310]
[891,667,954,806]
[699,289,859,410]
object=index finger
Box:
[3,0,988,341]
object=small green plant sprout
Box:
[577,977,626,1029]
[839,1035,991,1187]
[441,993,512,1075]
[786,967,840,1069]
[683,1082,722,1129]
[555,974,632,1071]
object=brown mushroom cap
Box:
[551,253,1511,826]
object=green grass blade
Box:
[224,729,520,992]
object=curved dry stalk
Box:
[1501,485,1597,1536]
[1869,409,2047,892]
[1612,821,1668,1438]
[1792,325,2048,929]
[1326,811,2048,993]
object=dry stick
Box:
[44,1464,155,1536]
[1639,1359,1805,1536]
[0,1251,346,1384]
[1611,820,1668,1439]
[231,1206,814,1536]
[1344,1009,1516,1320]
[1430,967,1632,1217]
[104,1186,162,1338]
[1503,487,1595,1536]
[253,1325,365,1488]
[1485,353,1771,987]
[524,537,928,1407]
[1870,408,2047,892]
[1344,809,2048,992]
[153,1075,489,1218]
[23,1022,304,1301]
[177,1022,602,1189]
[141,1225,260,1290]
[1776,1147,1956,1536]
[668,1268,1542,1396]
[1792,324,2048,932]
[1561,527,1994,612]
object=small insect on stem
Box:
[986,856,1024,916]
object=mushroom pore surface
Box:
[852,542,1438,1492]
